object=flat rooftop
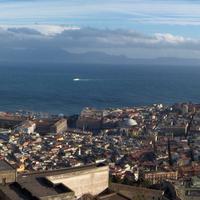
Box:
[0,163,107,200]
[0,178,73,200]
[0,160,15,171]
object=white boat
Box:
[73,78,80,81]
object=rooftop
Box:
[0,160,15,171]
[0,163,107,200]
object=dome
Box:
[123,118,137,127]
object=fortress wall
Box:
[46,166,109,198]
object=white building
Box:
[15,120,36,134]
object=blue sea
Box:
[0,63,200,115]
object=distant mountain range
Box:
[1,48,200,66]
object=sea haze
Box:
[0,63,200,115]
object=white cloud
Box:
[25,25,80,36]
[0,24,80,36]
[154,33,187,44]
[0,25,200,60]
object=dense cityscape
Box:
[0,102,199,199]
[1,0,200,199]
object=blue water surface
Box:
[0,63,199,114]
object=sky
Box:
[1,0,200,61]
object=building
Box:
[0,164,109,200]
[0,115,24,129]
[15,120,36,134]
[36,118,67,134]
[175,176,200,200]
[50,119,68,133]
[0,177,74,200]
[46,164,109,198]
[0,158,170,200]
[109,183,168,200]
[179,165,200,177]
[76,108,103,130]
[144,171,178,184]
[120,118,138,128]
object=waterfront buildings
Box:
[0,102,199,199]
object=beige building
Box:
[50,118,68,133]
[144,171,178,184]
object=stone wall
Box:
[0,170,16,184]
[46,166,109,199]
[110,183,165,200]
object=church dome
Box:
[123,118,137,127]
